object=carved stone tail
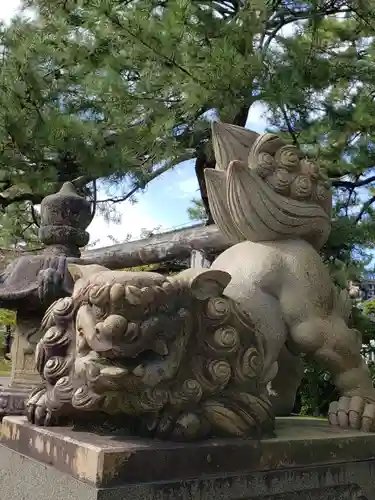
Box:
[206,122,332,250]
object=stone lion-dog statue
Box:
[26,123,375,440]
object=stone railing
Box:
[80,223,230,270]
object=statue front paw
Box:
[37,256,67,303]
[26,386,54,426]
[328,395,375,432]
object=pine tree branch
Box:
[106,12,208,89]
[280,105,299,146]
[96,153,193,204]
[332,176,375,189]
[261,6,354,53]
[96,185,139,204]
[0,157,177,209]
[0,191,44,208]
[0,151,191,210]
[355,195,375,223]
[271,6,353,26]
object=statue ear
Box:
[67,263,109,283]
[67,263,84,282]
[190,269,231,300]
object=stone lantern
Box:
[0,182,92,416]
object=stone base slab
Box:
[1,416,375,499]
[0,386,27,419]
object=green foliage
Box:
[187,198,207,222]
[0,358,11,376]
[0,327,12,375]
[362,299,375,316]
[351,304,375,345]
[0,309,16,326]
[263,10,375,274]
[0,204,40,249]
[298,360,339,417]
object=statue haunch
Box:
[27,265,275,440]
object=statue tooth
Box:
[100,366,128,377]
[161,281,175,294]
[140,286,154,303]
[133,365,145,377]
[152,339,168,356]
[110,283,125,303]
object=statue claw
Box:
[26,387,52,426]
[26,403,35,424]
[34,402,47,425]
[37,257,66,303]
[328,395,375,432]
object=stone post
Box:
[0,182,92,414]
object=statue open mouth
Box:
[116,348,169,373]
[71,277,193,393]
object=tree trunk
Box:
[195,152,215,225]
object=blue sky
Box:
[88,107,269,247]
[1,1,270,248]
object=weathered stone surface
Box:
[205,123,375,431]
[0,417,374,499]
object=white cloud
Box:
[246,101,269,132]
[0,0,22,24]
[177,176,200,198]
[87,202,167,248]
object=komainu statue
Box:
[26,123,375,439]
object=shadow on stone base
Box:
[0,386,27,419]
[1,416,375,499]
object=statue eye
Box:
[91,305,107,321]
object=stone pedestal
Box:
[1,416,375,499]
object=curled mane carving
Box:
[205,122,332,250]
[27,265,274,441]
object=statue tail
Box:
[206,122,332,250]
